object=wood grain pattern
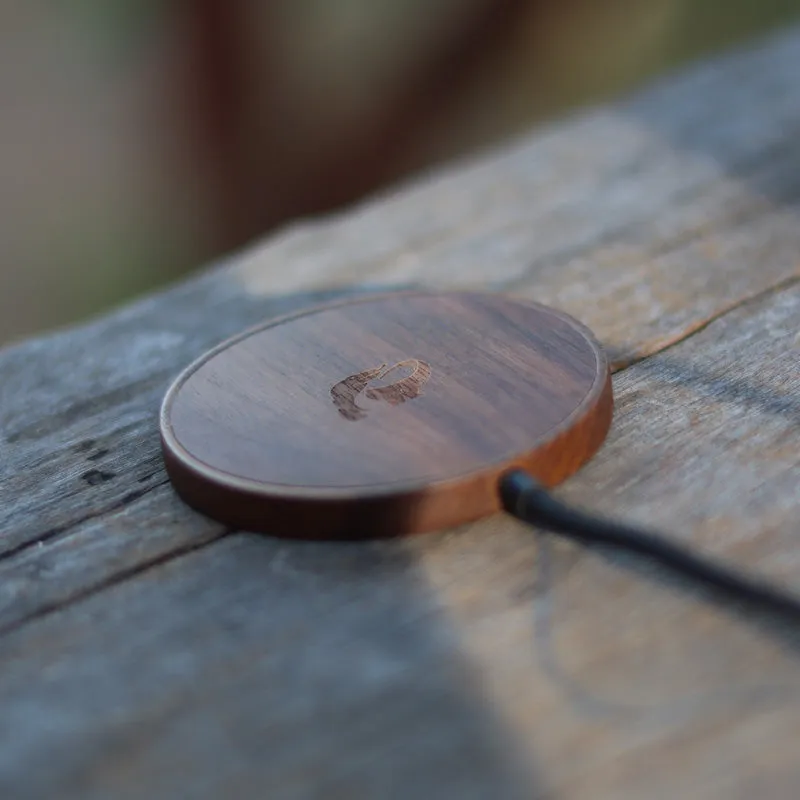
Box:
[161,292,612,537]
[1,24,800,800]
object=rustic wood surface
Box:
[2,24,800,800]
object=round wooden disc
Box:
[160,291,613,539]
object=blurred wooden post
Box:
[171,0,536,253]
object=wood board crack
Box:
[0,525,233,639]
[0,478,171,564]
[610,272,800,372]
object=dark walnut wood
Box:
[160,291,613,537]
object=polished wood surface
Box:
[161,291,612,537]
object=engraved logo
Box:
[331,359,432,421]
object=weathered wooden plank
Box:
[1,279,799,800]
[1,22,800,800]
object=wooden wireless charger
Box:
[160,291,613,539]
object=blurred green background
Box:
[2,0,799,344]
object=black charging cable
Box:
[500,469,800,624]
